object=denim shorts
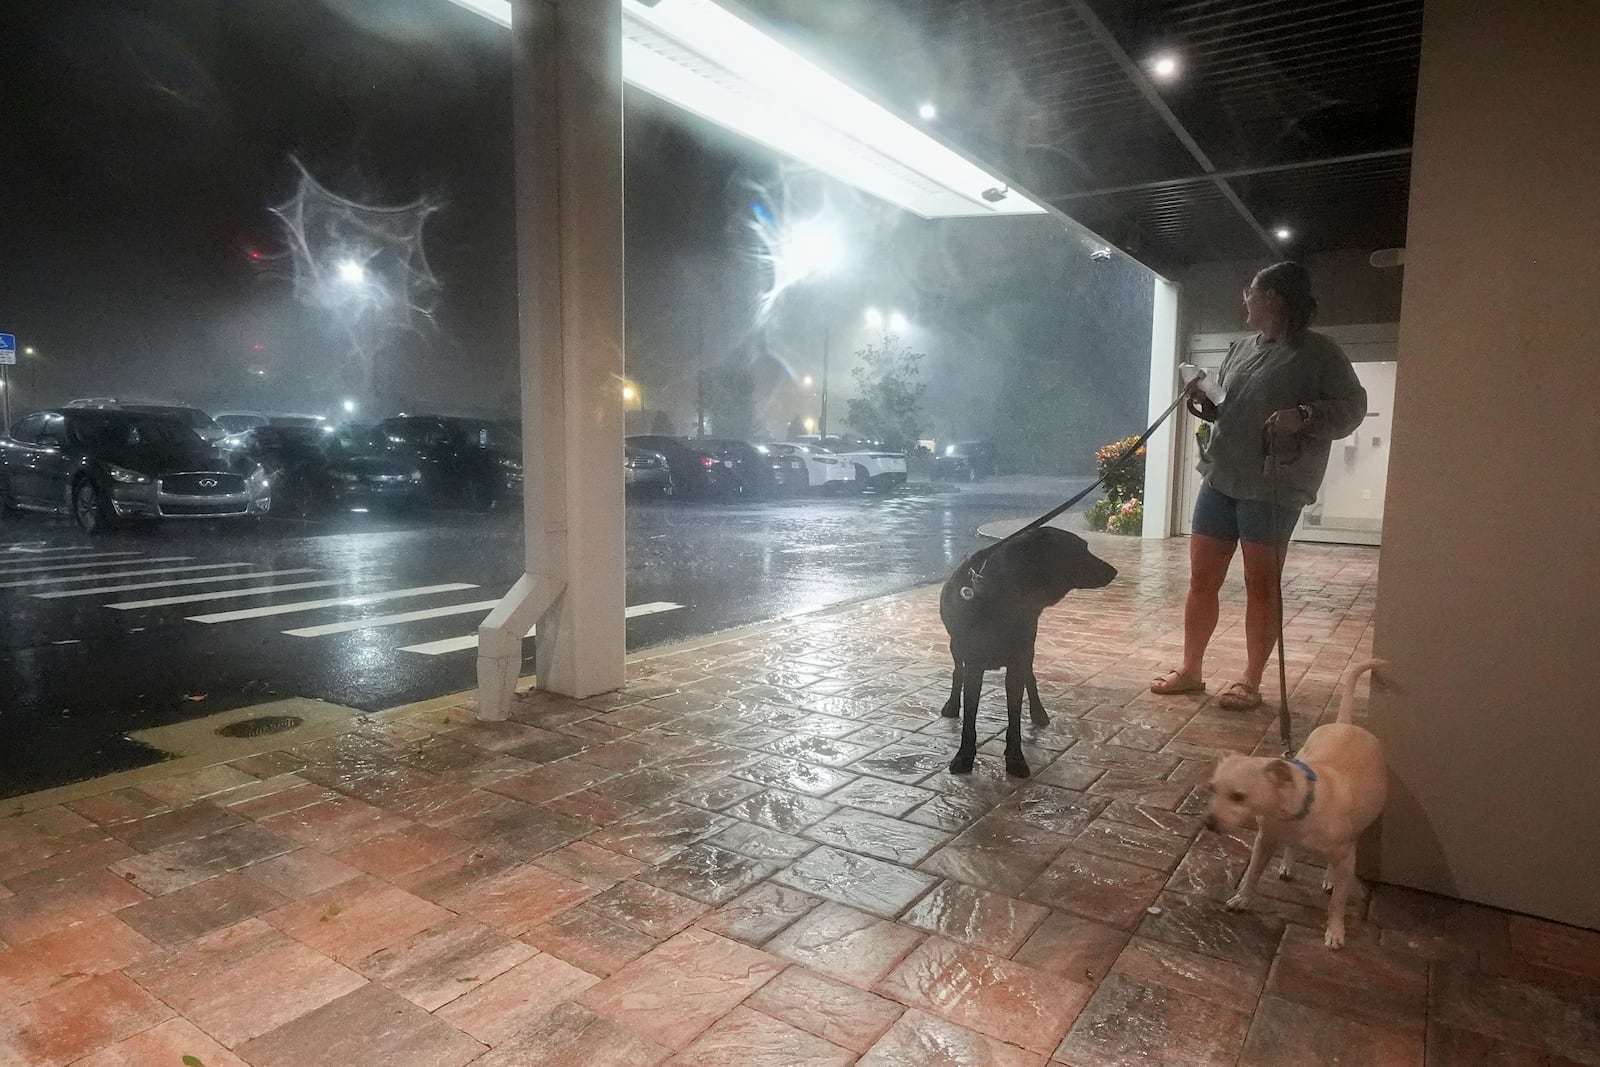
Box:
[1192,482,1302,545]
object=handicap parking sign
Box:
[0,334,15,365]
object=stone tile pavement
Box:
[2,533,1597,1065]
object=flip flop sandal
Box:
[1217,681,1263,711]
[1150,669,1205,695]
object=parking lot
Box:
[0,475,1092,796]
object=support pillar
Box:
[1142,275,1180,538]
[477,0,626,718]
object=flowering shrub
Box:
[1095,434,1146,501]
[1087,434,1147,535]
[1107,496,1143,535]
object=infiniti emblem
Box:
[198,478,219,488]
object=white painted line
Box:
[106,579,342,610]
[2,545,101,555]
[283,599,503,638]
[36,568,321,600]
[187,583,478,624]
[0,551,143,570]
[0,554,180,576]
[0,563,252,590]
[398,601,685,656]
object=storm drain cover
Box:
[215,715,304,738]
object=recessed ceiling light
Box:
[1274,226,1292,241]
[918,102,937,120]
[1151,53,1180,81]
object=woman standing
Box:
[1152,262,1367,710]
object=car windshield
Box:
[127,406,226,441]
[71,413,204,449]
[216,414,265,433]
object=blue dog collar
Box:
[1288,758,1317,820]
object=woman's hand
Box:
[1265,406,1306,434]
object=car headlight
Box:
[249,465,270,484]
[944,445,956,456]
[106,465,150,485]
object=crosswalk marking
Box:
[282,599,503,638]
[0,562,253,590]
[36,568,321,600]
[398,600,685,656]
[187,583,478,624]
[106,580,342,610]
[0,551,143,571]
[0,554,182,576]
[2,545,102,556]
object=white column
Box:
[477,0,625,718]
[1141,275,1180,538]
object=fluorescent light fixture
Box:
[439,0,1045,219]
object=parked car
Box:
[767,442,856,491]
[794,434,909,492]
[0,408,271,532]
[933,440,997,481]
[224,423,421,516]
[625,434,739,499]
[699,439,806,497]
[376,414,522,511]
[66,399,230,445]
[216,412,330,437]
[625,445,673,497]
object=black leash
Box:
[987,392,1189,553]
[1264,425,1300,756]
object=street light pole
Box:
[819,325,829,440]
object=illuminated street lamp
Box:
[337,259,366,285]
[342,398,358,414]
[888,310,910,334]
[801,375,813,388]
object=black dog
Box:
[939,527,1117,777]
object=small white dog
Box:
[1204,658,1386,948]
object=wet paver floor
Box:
[2,533,1596,1065]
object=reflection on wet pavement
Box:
[6,538,1590,1066]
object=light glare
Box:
[864,307,883,329]
[337,259,366,285]
[918,102,937,120]
[889,311,909,333]
[1151,54,1180,81]
[1274,227,1292,241]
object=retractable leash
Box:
[1264,423,1299,757]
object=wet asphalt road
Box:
[0,476,1092,797]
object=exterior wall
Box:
[1374,0,1600,927]
[1178,248,1404,337]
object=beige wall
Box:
[1178,248,1404,336]
[1374,0,1600,928]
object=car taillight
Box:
[698,454,717,469]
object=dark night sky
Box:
[1,0,1154,470]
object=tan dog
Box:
[1204,658,1386,948]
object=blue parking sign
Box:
[0,334,14,365]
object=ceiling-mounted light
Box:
[439,0,1045,219]
[1150,53,1180,82]
[1274,226,1293,242]
[918,102,937,120]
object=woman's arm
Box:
[1301,348,1368,440]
